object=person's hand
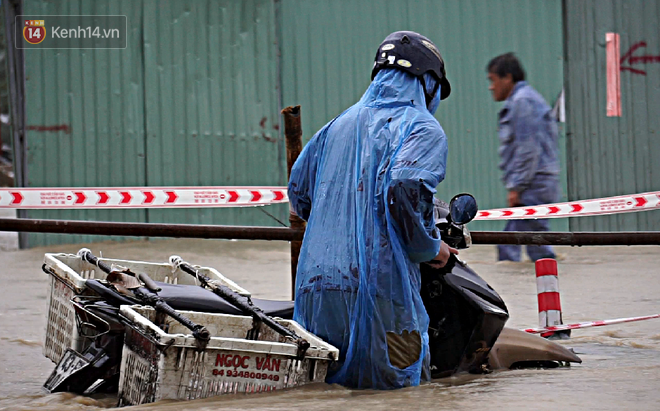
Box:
[507,190,521,207]
[427,241,459,268]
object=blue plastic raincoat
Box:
[288,69,448,389]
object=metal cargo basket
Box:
[117,305,338,406]
[42,252,250,364]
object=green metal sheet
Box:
[564,0,660,231]
[141,0,287,228]
[21,0,287,247]
[279,0,567,232]
[20,0,572,248]
[23,0,147,247]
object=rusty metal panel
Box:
[141,0,287,228]
[564,0,660,231]
[23,0,147,247]
[278,0,567,231]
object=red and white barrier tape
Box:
[1,186,659,216]
[475,191,660,220]
[0,187,288,209]
[524,313,660,334]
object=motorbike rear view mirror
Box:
[449,193,478,225]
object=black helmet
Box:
[371,31,451,104]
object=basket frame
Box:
[42,252,250,364]
[117,305,338,406]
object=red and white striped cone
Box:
[535,258,571,339]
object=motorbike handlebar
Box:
[437,222,471,250]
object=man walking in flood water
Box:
[288,31,456,388]
[487,53,560,262]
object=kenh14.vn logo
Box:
[23,20,46,44]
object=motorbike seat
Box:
[85,279,294,319]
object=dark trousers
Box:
[497,218,555,261]
[498,175,559,262]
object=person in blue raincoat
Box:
[486,53,561,262]
[288,31,456,389]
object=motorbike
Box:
[421,194,580,378]
[43,194,580,395]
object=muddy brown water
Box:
[0,237,659,411]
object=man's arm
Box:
[387,122,447,263]
[288,129,324,221]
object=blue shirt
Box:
[498,81,560,192]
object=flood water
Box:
[1,237,659,411]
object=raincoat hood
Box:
[363,69,442,115]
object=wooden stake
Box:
[281,105,306,300]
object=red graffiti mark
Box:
[620,41,660,75]
[262,132,277,143]
[26,124,71,134]
[259,117,267,128]
[620,41,646,63]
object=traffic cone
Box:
[536,258,570,339]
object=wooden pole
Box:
[282,105,306,300]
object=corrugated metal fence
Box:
[564,0,660,231]
[22,0,288,246]
[141,0,284,229]
[18,0,568,246]
[279,0,566,232]
[23,0,148,246]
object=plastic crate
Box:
[117,305,338,406]
[42,252,250,364]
